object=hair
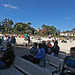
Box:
[52,40,54,42]
[39,43,42,49]
[54,41,58,44]
[6,42,12,48]
[8,36,10,39]
[42,41,46,44]
[70,47,75,51]
[33,42,37,47]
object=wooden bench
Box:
[45,54,64,74]
[58,51,66,59]
[0,56,52,75]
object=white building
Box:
[60,32,74,36]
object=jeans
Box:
[0,60,7,69]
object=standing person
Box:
[51,41,60,56]
[28,36,30,44]
[61,47,75,75]
[0,42,15,69]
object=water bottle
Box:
[45,60,49,71]
[45,60,49,67]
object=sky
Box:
[0,0,75,32]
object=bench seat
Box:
[0,65,23,75]
[0,56,52,75]
[14,56,52,75]
[45,54,64,74]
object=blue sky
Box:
[0,0,75,32]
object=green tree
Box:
[13,22,35,34]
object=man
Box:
[21,42,38,60]
[60,47,75,75]
[51,41,60,56]
[42,41,48,53]
[0,42,15,69]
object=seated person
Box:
[30,43,45,64]
[46,41,52,54]
[42,41,48,53]
[51,40,54,47]
[11,36,16,44]
[0,36,1,45]
[21,42,38,60]
[1,36,4,43]
[51,41,60,56]
[2,36,11,50]
[46,41,51,48]
[0,42,15,69]
[62,47,75,75]
[61,39,67,43]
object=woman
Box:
[0,42,15,69]
[62,47,75,75]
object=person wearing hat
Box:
[42,41,48,53]
[51,41,60,56]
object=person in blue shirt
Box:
[11,36,16,44]
[1,36,4,43]
[63,47,75,75]
[31,43,45,64]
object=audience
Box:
[46,41,52,54]
[42,41,48,53]
[11,36,16,44]
[61,47,75,75]
[51,40,54,47]
[21,43,45,64]
[31,43,45,64]
[51,41,60,56]
[0,42,15,69]
[1,36,4,43]
[0,36,1,45]
[21,42,38,60]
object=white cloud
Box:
[66,17,72,20]
[2,4,18,9]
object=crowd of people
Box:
[0,35,75,75]
[21,39,75,74]
[0,35,16,50]
[21,39,60,64]
[0,35,16,69]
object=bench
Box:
[45,54,64,74]
[58,51,66,59]
[0,55,52,75]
